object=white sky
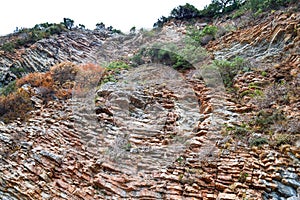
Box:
[0,0,211,36]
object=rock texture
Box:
[0,27,184,86]
[0,30,105,85]
[0,6,300,200]
[0,65,299,199]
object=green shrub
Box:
[101,74,116,84]
[170,3,200,20]
[232,7,246,19]
[254,110,285,129]
[187,25,218,45]
[274,134,293,147]
[1,22,67,53]
[0,42,16,53]
[0,81,16,96]
[224,123,250,139]
[111,29,123,34]
[245,0,295,13]
[202,25,218,37]
[141,29,157,37]
[130,50,145,67]
[146,42,207,70]
[200,1,222,18]
[130,26,136,34]
[106,61,129,70]
[99,61,129,85]
[147,43,178,66]
[10,67,26,78]
[174,44,207,69]
[250,137,269,146]
[186,27,203,45]
[212,57,247,87]
[153,16,169,28]
[261,71,268,77]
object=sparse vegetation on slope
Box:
[0,22,67,53]
[0,1,299,199]
[0,62,104,123]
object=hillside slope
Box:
[0,6,299,200]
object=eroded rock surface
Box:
[0,8,300,200]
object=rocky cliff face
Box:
[0,7,299,200]
[0,27,184,86]
[0,30,106,86]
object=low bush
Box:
[50,62,79,86]
[0,42,16,53]
[254,110,285,129]
[0,81,16,96]
[273,134,294,147]
[252,83,290,109]
[0,88,33,123]
[145,42,207,70]
[245,0,297,12]
[0,62,105,123]
[99,61,129,85]
[223,123,250,139]
[212,57,248,88]
[130,49,145,67]
[187,25,218,45]
[250,137,269,146]
[0,22,67,53]
[106,61,129,70]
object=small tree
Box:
[130,26,136,34]
[170,3,200,20]
[106,26,113,31]
[201,0,222,17]
[96,22,105,30]
[153,16,168,28]
[63,18,74,30]
[79,24,85,29]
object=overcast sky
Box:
[0,0,211,36]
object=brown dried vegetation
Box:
[0,62,104,123]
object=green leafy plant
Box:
[250,137,269,146]
[170,3,200,20]
[0,81,17,96]
[146,42,207,70]
[130,50,145,67]
[10,67,26,78]
[0,22,67,52]
[124,143,132,151]
[238,172,249,182]
[0,42,16,53]
[261,71,268,77]
[106,61,129,70]
[253,110,285,130]
[223,123,250,139]
[99,61,129,85]
[245,0,296,13]
[232,7,246,19]
[273,134,293,147]
[140,29,157,37]
[186,25,218,45]
[202,25,218,37]
[212,57,247,88]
